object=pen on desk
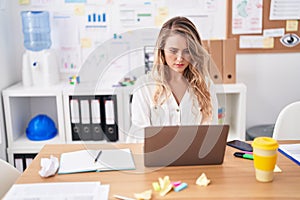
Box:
[94,150,102,163]
[234,152,253,160]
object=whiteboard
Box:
[17,0,227,82]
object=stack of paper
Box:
[58,148,136,174]
[3,182,109,200]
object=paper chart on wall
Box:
[118,0,155,31]
[167,0,227,40]
[270,0,300,20]
[31,0,55,6]
[232,0,263,35]
[52,13,82,73]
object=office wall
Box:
[1,1,300,147]
[237,53,300,129]
[0,2,21,160]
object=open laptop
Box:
[144,125,229,167]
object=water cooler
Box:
[21,11,59,87]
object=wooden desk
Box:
[16,142,300,199]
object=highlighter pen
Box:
[234,152,253,160]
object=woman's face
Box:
[164,34,191,74]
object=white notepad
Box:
[58,148,136,174]
[4,182,109,200]
[278,143,300,166]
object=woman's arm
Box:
[127,75,152,143]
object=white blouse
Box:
[127,73,218,143]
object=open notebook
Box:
[58,148,136,174]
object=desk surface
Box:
[16,142,300,199]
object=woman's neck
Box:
[167,69,188,105]
[167,68,185,82]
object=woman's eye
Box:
[169,49,177,54]
[183,50,190,55]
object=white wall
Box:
[237,53,300,129]
[0,2,21,160]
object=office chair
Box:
[273,101,300,140]
[0,159,21,199]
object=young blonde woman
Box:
[127,16,218,143]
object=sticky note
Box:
[152,182,160,191]
[274,165,282,173]
[172,181,181,187]
[74,5,85,16]
[159,183,172,196]
[286,20,298,32]
[263,37,274,48]
[156,176,173,196]
[196,173,211,186]
[19,0,30,5]
[174,182,188,192]
[158,176,170,189]
[134,189,152,200]
[155,7,169,26]
[80,38,92,48]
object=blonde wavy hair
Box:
[151,16,213,123]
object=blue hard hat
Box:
[26,114,57,141]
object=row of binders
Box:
[69,95,118,142]
[202,39,236,84]
[14,153,37,172]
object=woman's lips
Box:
[175,63,184,67]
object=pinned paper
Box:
[74,5,85,16]
[196,173,211,186]
[286,20,298,32]
[19,0,30,5]
[263,37,274,48]
[81,38,92,48]
[155,7,169,26]
[134,189,152,200]
[39,155,59,177]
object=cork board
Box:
[227,0,300,53]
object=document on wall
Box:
[278,143,300,166]
[270,0,300,20]
[232,0,263,34]
[58,148,136,174]
[3,182,109,200]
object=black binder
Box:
[69,95,118,141]
[101,95,118,142]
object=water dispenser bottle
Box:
[21,10,59,87]
[21,11,51,51]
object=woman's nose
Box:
[176,52,184,61]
